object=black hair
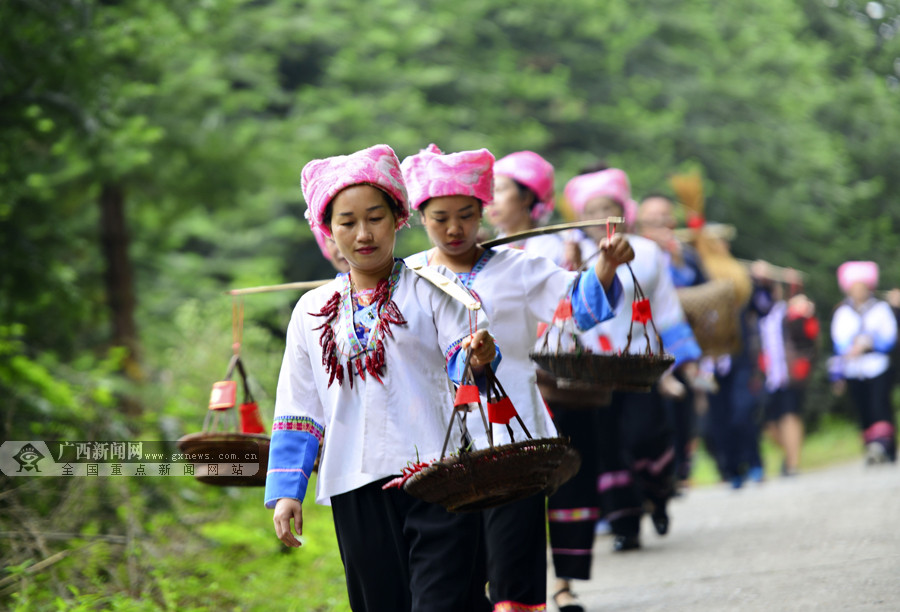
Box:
[418,194,485,215]
[322,184,402,228]
[511,179,538,210]
[578,160,610,174]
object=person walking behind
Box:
[756,263,819,476]
[830,261,897,464]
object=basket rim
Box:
[530,351,675,389]
[530,350,675,363]
[177,431,270,445]
[402,437,576,512]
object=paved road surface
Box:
[551,461,900,611]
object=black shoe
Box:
[651,507,669,536]
[613,534,641,552]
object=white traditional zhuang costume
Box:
[402,145,622,611]
[545,168,701,575]
[265,144,496,612]
[830,261,897,462]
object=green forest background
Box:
[2,0,899,609]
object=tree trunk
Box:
[99,182,143,385]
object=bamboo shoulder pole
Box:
[479,217,624,249]
[229,217,627,296]
[736,259,807,282]
[226,279,332,296]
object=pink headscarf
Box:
[563,168,637,227]
[837,261,879,294]
[300,144,409,238]
[312,225,333,261]
[493,151,555,221]
[400,144,495,211]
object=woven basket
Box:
[178,354,270,488]
[403,438,579,512]
[531,262,676,393]
[401,360,579,512]
[535,367,612,408]
[531,351,674,392]
[545,444,582,495]
[176,432,269,487]
[677,279,741,357]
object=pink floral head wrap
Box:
[493,151,555,222]
[300,144,409,238]
[837,261,879,294]
[400,144,495,211]
[312,225,333,261]
[563,168,637,227]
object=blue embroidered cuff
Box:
[264,429,321,508]
[873,336,896,354]
[448,344,502,389]
[660,322,702,367]
[572,271,620,331]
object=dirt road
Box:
[555,461,900,611]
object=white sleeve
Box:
[274,299,327,424]
[521,253,577,324]
[647,244,689,333]
[871,302,898,353]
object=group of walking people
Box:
[263,142,897,612]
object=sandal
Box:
[552,586,585,612]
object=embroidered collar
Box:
[341,259,404,359]
[310,259,407,388]
[419,248,497,290]
[461,248,496,289]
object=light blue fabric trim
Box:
[264,429,320,508]
[660,321,702,367]
[572,271,620,331]
[447,345,502,389]
[873,335,896,354]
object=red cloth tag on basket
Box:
[487,397,517,425]
[209,381,237,411]
[632,298,652,324]
[239,402,266,434]
[454,384,480,406]
[553,298,573,321]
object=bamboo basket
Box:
[535,367,612,407]
[676,279,741,357]
[177,354,269,487]
[531,263,675,394]
[400,358,580,512]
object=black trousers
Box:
[483,492,548,608]
[707,358,763,480]
[848,370,897,461]
[597,388,675,537]
[547,406,601,581]
[663,369,697,482]
[331,479,490,612]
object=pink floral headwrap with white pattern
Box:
[312,225,333,261]
[837,261,879,294]
[400,144,495,211]
[563,168,637,227]
[493,150,555,222]
[301,144,409,238]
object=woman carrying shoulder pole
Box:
[402,145,634,611]
[266,144,498,612]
